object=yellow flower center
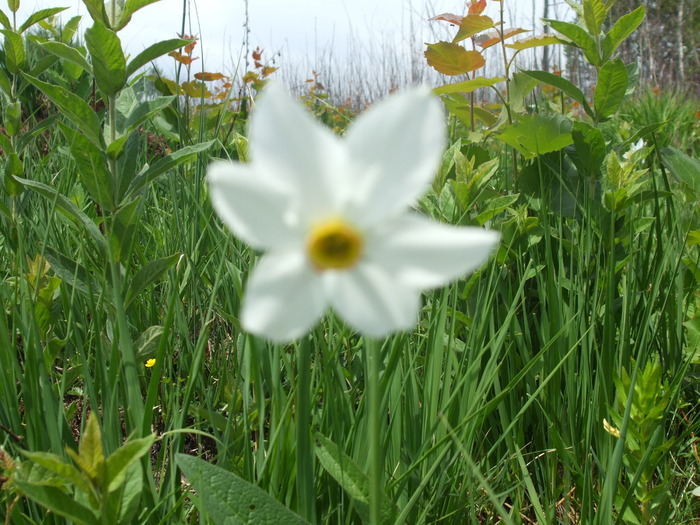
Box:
[307,218,363,271]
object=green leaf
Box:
[424,41,485,76]
[496,113,573,159]
[118,0,161,31]
[475,194,520,225]
[134,325,164,360]
[85,19,126,96]
[18,7,68,33]
[126,140,214,197]
[125,253,181,309]
[62,15,82,43]
[0,10,10,29]
[176,453,311,525]
[661,147,700,194]
[37,40,92,74]
[602,5,645,61]
[15,176,107,254]
[0,63,11,96]
[116,462,143,524]
[105,434,155,492]
[315,434,397,524]
[21,451,91,494]
[81,0,108,26]
[1,29,25,73]
[74,412,106,483]
[594,58,628,121]
[59,122,115,211]
[13,481,99,525]
[43,247,105,299]
[126,38,192,79]
[22,73,103,147]
[433,76,505,95]
[522,70,594,117]
[452,15,494,44]
[583,0,608,36]
[109,195,142,261]
[568,121,606,179]
[544,19,599,66]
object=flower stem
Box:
[366,337,383,524]
[296,337,316,522]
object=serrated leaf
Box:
[124,253,180,308]
[522,70,594,117]
[506,34,568,51]
[602,5,644,61]
[22,73,103,146]
[544,19,600,66]
[59,122,115,211]
[126,140,214,197]
[594,58,628,121]
[126,38,192,79]
[85,19,126,96]
[37,40,92,74]
[433,76,505,95]
[1,29,25,73]
[13,481,98,525]
[18,7,68,33]
[424,41,485,76]
[105,434,155,492]
[452,15,494,44]
[176,453,310,525]
[496,113,573,159]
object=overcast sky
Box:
[13,0,557,78]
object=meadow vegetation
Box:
[0,0,699,523]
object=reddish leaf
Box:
[468,0,487,15]
[424,42,485,76]
[168,51,196,65]
[475,27,528,48]
[252,47,263,61]
[429,13,463,26]
[261,66,278,77]
[194,72,226,81]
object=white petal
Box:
[367,213,499,288]
[343,87,446,225]
[242,251,327,342]
[249,83,345,222]
[208,161,303,250]
[325,263,422,337]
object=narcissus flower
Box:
[208,84,499,342]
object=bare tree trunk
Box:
[542,0,551,72]
[677,0,685,81]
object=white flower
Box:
[208,84,499,342]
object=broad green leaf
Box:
[452,15,494,44]
[1,29,25,73]
[118,0,161,31]
[134,325,164,360]
[602,5,645,61]
[496,113,573,159]
[522,70,594,117]
[62,15,82,43]
[124,95,175,135]
[43,247,105,299]
[109,195,141,261]
[661,147,700,194]
[594,58,628,121]
[105,434,155,492]
[475,194,520,225]
[4,152,24,195]
[315,434,397,524]
[126,140,215,197]
[126,38,192,78]
[73,412,106,483]
[21,452,91,494]
[116,462,143,524]
[0,63,11,96]
[433,76,505,95]
[37,40,92,74]
[5,100,21,135]
[59,122,115,211]
[22,73,103,146]
[0,11,9,30]
[176,453,311,525]
[85,19,126,96]
[13,481,98,525]
[27,53,58,78]
[506,34,568,51]
[544,19,599,66]
[18,7,67,33]
[125,253,181,308]
[568,121,606,179]
[583,0,608,36]
[81,0,108,26]
[15,177,107,254]
[424,41,485,76]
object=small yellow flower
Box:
[145,359,156,368]
[603,418,620,438]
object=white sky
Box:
[12,0,554,78]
